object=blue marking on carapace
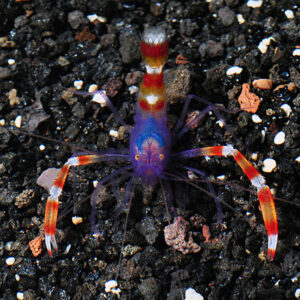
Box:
[135,117,165,151]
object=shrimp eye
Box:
[159,154,164,160]
[135,154,140,160]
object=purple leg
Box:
[159,179,177,223]
[90,166,132,238]
[181,165,223,224]
[174,94,246,151]
[71,89,131,132]
[114,176,135,220]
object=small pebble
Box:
[92,93,107,107]
[295,289,300,299]
[292,49,300,57]
[74,80,83,90]
[14,115,22,128]
[128,85,138,94]
[258,37,275,54]
[93,180,98,188]
[5,241,14,251]
[236,14,245,24]
[6,257,15,265]
[253,79,272,90]
[109,129,119,138]
[72,216,83,225]
[87,14,107,23]
[295,156,300,164]
[226,66,243,75]
[217,175,225,180]
[262,158,276,173]
[8,58,15,65]
[185,288,204,300]
[63,244,72,255]
[266,108,275,116]
[274,131,285,145]
[39,144,45,151]
[16,292,24,300]
[274,279,280,287]
[8,89,20,106]
[284,9,294,19]
[88,84,98,93]
[105,280,121,296]
[251,153,258,161]
[247,0,263,8]
[15,274,20,281]
[218,7,236,27]
[216,120,224,127]
[280,104,292,117]
[252,114,262,123]
[0,119,5,126]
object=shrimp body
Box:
[129,27,171,186]
[43,26,278,260]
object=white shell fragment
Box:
[274,131,285,145]
[247,0,263,8]
[216,120,224,127]
[105,280,121,296]
[73,80,83,90]
[39,144,46,151]
[262,158,276,173]
[72,216,83,225]
[251,114,262,123]
[93,180,99,188]
[109,129,119,138]
[63,244,72,255]
[6,257,16,265]
[92,92,107,107]
[87,14,107,23]
[5,241,14,251]
[258,37,275,54]
[236,14,245,24]
[16,292,24,300]
[292,49,300,57]
[185,288,204,300]
[284,9,294,19]
[295,156,300,164]
[88,84,98,93]
[280,104,292,117]
[226,66,243,76]
[295,288,300,299]
[8,58,15,65]
[128,85,138,94]
[14,115,22,128]
[251,153,258,161]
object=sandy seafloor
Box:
[0,0,299,299]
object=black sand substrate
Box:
[0,1,299,299]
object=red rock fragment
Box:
[175,54,190,65]
[29,236,43,257]
[164,217,201,255]
[253,79,273,90]
[238,83,261,113]
[202,225,218,244]
[75,26,96,42]
[102,78,123,97]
